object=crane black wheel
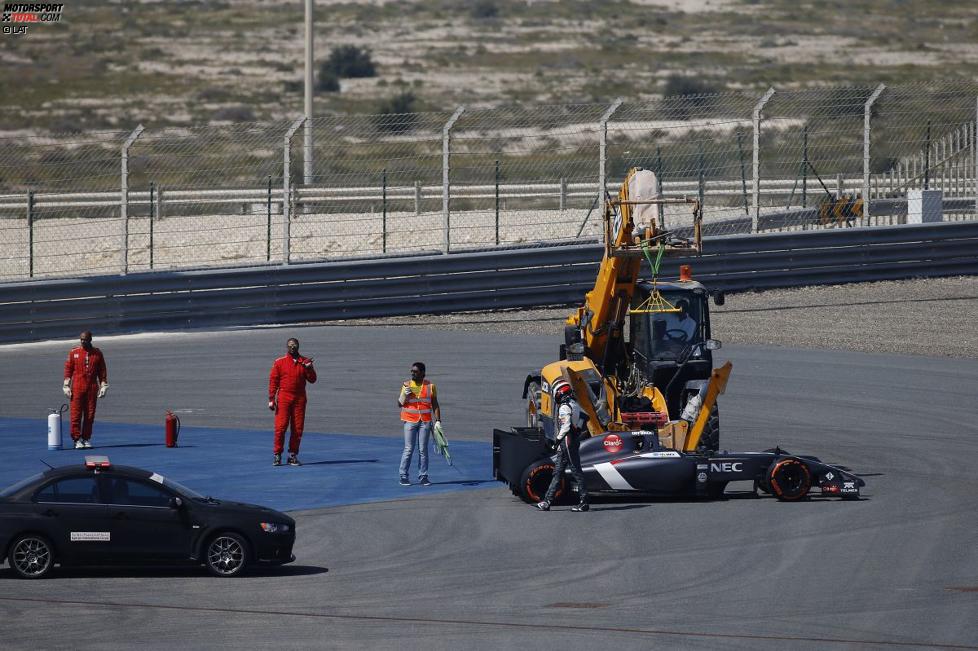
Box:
[768,458,811,501]
[8,534,55,579]
[205,532,249,577]
[519,459,564,505]
[695,404,720,454]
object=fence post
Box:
[27,189,34,278]
[598,98,623,204]
[737,130,748,215]
[697,141,705,213]
[924,120,931,191]
[802,124,808,208]
[559,177,567,212]
[655,147,663,194]
[752,88,775,233]
[382,168,387,253]
[283,117,306,265]
[495,160,500,245]
[120,124,145,274]
[149,182,155,270]
[442,106,465,254]
[414,181,422,216]
[863,84,886,224]
[266,175,272,262]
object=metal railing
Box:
[2,221,976,345]
[1,83,976,281]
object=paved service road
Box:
[1,328,976,650]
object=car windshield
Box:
[161,476,204,499]
[0,472,44,497]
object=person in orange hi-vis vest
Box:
[268,337,317,467]
[397,362,441,486]
[63,330,108,449]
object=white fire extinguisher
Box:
[47,404,68,451]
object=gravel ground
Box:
[335,276,978,359]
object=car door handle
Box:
[113,512,129,520]
[42,509,58,517]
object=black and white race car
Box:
[493,427,864,504]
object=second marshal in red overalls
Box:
[268,337,317,466]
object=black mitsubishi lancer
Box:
[0,456,295,579]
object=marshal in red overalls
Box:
[268,354,317,457]
[63,345,107,444]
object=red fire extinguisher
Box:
[165,411,181,448]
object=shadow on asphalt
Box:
[90,443,197,450]
[0,564,329,580]
[428,479,494,487]
[301,459,378,466]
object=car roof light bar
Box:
[84,455,111,469]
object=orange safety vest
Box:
[400,380,433,422]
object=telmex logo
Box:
[710,462,743,473]
[603,434,623,453]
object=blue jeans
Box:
[399,420,432,478]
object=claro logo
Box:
[603,434,623,453]
[710,462,743,473]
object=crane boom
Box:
[566,168,701,377]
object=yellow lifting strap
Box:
[629,291,680,314]
[628,240,680,315]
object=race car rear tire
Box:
[768,458,811,501]
[695,404,720,454]
[519,459,565,505]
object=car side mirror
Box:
[170,496,184,509]
[713,291,725,306]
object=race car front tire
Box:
[768,458,811,501]
[519,459,565,504]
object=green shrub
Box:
[321,45,376,79]
[662,75,719,98]
[662,75,721,120]
[212,106,255,122]
[317,69,340,92]
[471,0,499,19]
[374,91,419,133]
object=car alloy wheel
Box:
[10,535,53,579]
[206,533,247,577]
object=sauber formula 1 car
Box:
[493,428,864,504]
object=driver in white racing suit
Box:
[536,380,589,512]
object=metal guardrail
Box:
[1,221,976,344]
[4,180,971,213]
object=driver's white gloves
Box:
[97,382,109,398]
[62,379,72,398]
